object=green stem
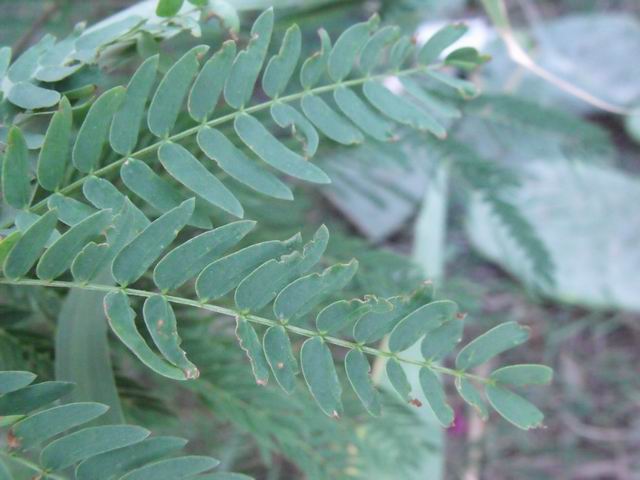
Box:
[0,277,488,384]
[0,451,67,480]
[29,65,428,215]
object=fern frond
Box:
[0,370,249,480]
[0,9,551,432]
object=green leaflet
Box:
[148,45,209,138]
[83,176,149,229]
[195,234,300,301]
[156,0,183,16]
[11,403,108,449]
[224,8,273,108]
[300,29,331,89]
[445,47,488,71]
[417,23,468,65]
[273,260,358,321]
[0,381,73,416]
[263,325,298,394]
[345,349,381,416]
[188,40,235,122]
[328,14,379,81]
[386,358,411,402]
[490,364,553,386]
[363,80,446,138]
[401,78,461,119]
[76,436,188,480]
[427,69,478,99]
[36,209,113,281]
[40,425,150,471]
[270,103,319,157]
[3,211,57,279]
[154,220,255,291]
[15,211,60,246]
[333,86,394,141]
[301,95,364,145]
[71,243,109,283]
[388,35,413,70]
[0,231,21,266]
[300,337,342,417]
[110,55,159,155]
[485,384,544,430]
[359,25,400,73]
[388,300,458,353]
[71,201,144,283]
[120,158,211,229]
[48,194,96,226]
[234,113,330,184]
[420,317,463,361]
[456,321,530,371]
[120,456,220,480]
[0,46,11,80]
[72,86,125,173]
[7,82,60,109]
[37,97,72,191]
[0,371,35,394]
[419,368,454,427]
[104,291,186,380]
[158,142,243,218]
[143,295,199,378]
[262,24,301,98]
[234,225,329,312]
[316,296,392,335]
[197,127,293,200]
[112,198,194,286]
[353,283,434,344]
[2,126,31,209]
[235,317,270,385]
[455,377,488,420]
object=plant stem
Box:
[0,451,67,480]
[28,65,428,215]
[0,277,488,384]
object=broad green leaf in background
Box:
[467,162,640,312]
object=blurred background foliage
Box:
[1,0,639,478]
